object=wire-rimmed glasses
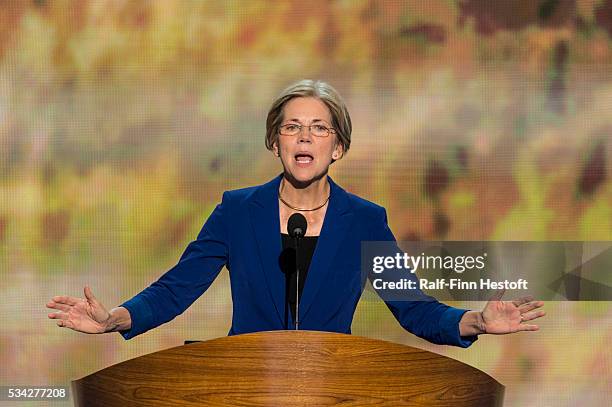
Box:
[279,123,335,138]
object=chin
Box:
[285,167,327,186]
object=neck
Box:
[280,173,330,210]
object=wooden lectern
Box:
[72,331,504,406]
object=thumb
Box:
[489,288,506,302]
[84,285,98,303]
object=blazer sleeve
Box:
[118,191,230,339]
[371,207,478,348]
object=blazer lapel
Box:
[299,177,354,322]
[248,174,285,325]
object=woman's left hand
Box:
[459,290,545,336]
[481,291,545,334]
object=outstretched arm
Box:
[371,207,545,346]
[47,191,231,339]
[118,191,231,339]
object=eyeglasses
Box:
[279,123,335,138]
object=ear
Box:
[273,141,279,157]
[332,143,344,161]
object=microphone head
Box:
[287,213,307,238]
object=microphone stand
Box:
[294,234,300,330]
[287,212,307,331]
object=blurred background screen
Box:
[0,1,610,406]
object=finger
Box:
[518,300,544,313]
[521,310,546,322]
[490,288,506,302]
[511,295,534,307]
[56,319,73,328]
[84,285,97,303]
[48,312,69,320]
[46,302,71,312]
[517,324,539,332]
[51,296,82,306]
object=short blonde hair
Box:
[265,79,352,155]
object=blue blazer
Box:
[120,175,476,347]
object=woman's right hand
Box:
[47,286,112,334]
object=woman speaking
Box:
[47,80,544,346]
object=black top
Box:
[280,233,318,323]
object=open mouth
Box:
[295,153,314,164]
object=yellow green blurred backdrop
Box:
[1,1,611,406]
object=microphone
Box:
[287,213,307,330]
[288,213,307,238]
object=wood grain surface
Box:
[72,330,504,406]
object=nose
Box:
[297,126,313,143]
